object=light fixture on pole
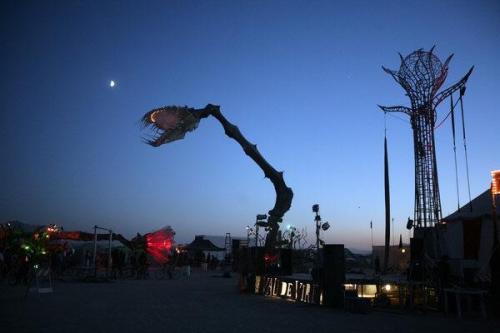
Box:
[312,204,331,264]
[321,222,330,231]
[313,205,321,254]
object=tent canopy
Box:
[186,235,224,251]
[443,189,499,223]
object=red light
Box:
[264,253,278,264]
[145,227,175,264]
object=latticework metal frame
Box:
[379,47,473,228]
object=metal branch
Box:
[196,104,294,250]
[378,104,412,116]
[433,66,474,108]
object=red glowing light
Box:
[145,226,175,264]
[264,253,278,265]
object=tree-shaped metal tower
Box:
[379,47,473,228]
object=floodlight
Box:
[406,218,413,230]
[312,204,319,213]
[257,214,267,220]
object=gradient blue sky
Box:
[1,0,499,250]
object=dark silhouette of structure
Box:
[379,47,473,229]
[141,104,293,254]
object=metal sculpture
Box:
[141,104,293,253]
[379,47,473,228]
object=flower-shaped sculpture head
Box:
[383,47,453,107]
[142,106,200,147]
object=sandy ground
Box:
[1,270,498,333]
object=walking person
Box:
[202,253,208,272]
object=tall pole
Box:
[384,135,391,272]
[255,216,259,248]
[316,218,320,254]
[313,204,321,266]
[93,225,97,277]
[370,221,374,249]
[108,230,112,277]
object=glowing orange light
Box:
[492,170,500,195]
[150,111,159,122]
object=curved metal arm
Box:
[378,104,412,116]
[196,104,294,249]
[142,103,293,251]
[433,66,474,108]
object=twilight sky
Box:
[1,0,499,250]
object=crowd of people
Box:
[0,245,31,284]
[1,240,226,285]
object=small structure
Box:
[372,244,410,273]
[186,235,225,252]
[441,189,500,284]
[186,236,225,268]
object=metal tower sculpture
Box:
[379,47,473,228]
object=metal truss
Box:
[379,47,473,228]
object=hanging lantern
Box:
[492,170,500,196]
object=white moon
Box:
[110,80,116,88]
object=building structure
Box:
[441,189,500,284]
[372,244,410,273]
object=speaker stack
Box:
[279,248,292,276]
[322,244,345,307]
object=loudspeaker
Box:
[322,244,345,307]
[410,237,423,262]
[280,249,292,276]
[250,247,265,275]
[410,237,423,281]
[232,239,240,252]
[231,240,241,271]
